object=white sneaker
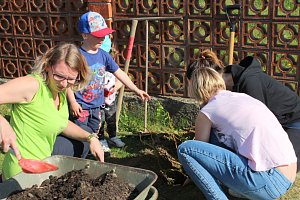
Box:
[107,136,125,148]
[99,139,111,152]
[228,189,247,199]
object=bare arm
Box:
[114,77,123,91]
[194,112,212,142]
[0,76,39,159]
[113,68,150,101]
[62,121,104,162]
[0,76,39,104]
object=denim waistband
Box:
[286,120,300,129]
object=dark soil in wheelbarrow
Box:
[7,169,138,200]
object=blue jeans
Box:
[177,140,292,200]
[286,120,300,129]
[71,107,104,133]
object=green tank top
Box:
[2,74,68,180]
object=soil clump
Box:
[8,169,138,200]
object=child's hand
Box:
[70,102,82,117]
[136,89,151,101]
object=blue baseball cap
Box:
[78,11,115,38]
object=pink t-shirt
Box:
[201,90,297,171]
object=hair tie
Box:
[201,55,205,59]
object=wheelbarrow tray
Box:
[0,155,157,200]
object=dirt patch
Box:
[106,131,246,200]
[8,169,138,200]
[107,131,300,200]
[106,132,206,200]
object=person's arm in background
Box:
[66,88,82,118]
[239,76,266,104]
[62,120,104,162]
[194,112,212,142]
[0,76,40,159]
[113,68,150,101]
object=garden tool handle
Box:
[228,31,235,65]
[8,147,20,159]
[225,4,241,65]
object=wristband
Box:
[86,133,99,143]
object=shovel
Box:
[9,147,58,174]
[225,4,241,65]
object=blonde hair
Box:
[188,65,226,106]
[31,43,90,91]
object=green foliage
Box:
[0,104,11,116]
[119,105,144,132]
[110,146,137,158]
[119,101,175,133]
[175,118,191,130]
[150,101,173,127]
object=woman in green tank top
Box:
[0,43,104,180]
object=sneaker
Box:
[228,189,247,199]
[107,136,125,148]
[99,139,111,152]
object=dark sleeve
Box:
[239,76,267,104]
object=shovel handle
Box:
[228,31,235,65]
[9,147,17,157]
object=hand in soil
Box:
[8,169,139,200]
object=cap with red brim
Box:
[91,28,115,38]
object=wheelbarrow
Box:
[0,155,158,200]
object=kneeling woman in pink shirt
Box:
[177,52,297,200]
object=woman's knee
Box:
[178,140,200,157]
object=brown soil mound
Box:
[8,169,139,200]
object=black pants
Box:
[98,102,117,140]
[52,135,90,158]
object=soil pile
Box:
[8,169,139,200]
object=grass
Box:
[279,173,300,199]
